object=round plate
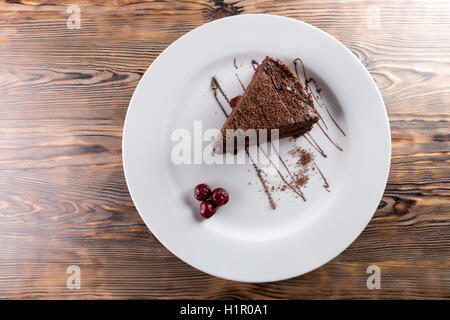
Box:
[123,14,391,282]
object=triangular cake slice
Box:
[213,56,320,153]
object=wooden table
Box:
[0,0,449,299]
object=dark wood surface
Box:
[0,0,449,299]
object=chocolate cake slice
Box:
[213,56,320,153]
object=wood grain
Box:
[0,0,449,299]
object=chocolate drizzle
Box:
[294,58,346,137]
[322,103,346,137]
[314,161,330,192]
[211,76,230,117]
[317,123,343,151]
[294,58,321,95]
[235,73,246,91]
[251,59,259,71]
[234,58,246,90]
[319,112,329,130]
[247,148,276,210]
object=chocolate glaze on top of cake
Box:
[213,56,320,153]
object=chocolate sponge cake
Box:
[213,56,320,153]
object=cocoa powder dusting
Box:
[295,175,309,187]
[300,149,313,166]
[287,147,314,189]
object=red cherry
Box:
[200,201,217,219]
[229,95,241,108]
[211,188,229,206]
[194,183,211,201]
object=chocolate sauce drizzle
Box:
[251,59,259,71]
[294,58,346,137]
[294,58,322,95]
[210,77,230,117]
[233,58,238,70]
[235,73,245,91]
[247,148,276,209]
[314,161,330,192]
[304,133,327,158]
[317,123,343,151]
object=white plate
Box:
[123,14,391,282]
